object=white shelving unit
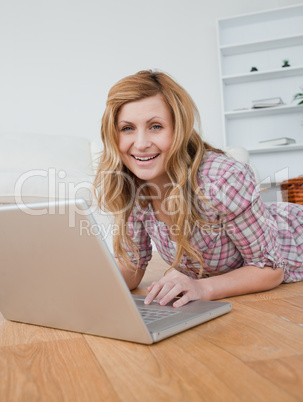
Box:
[217,5,303,186]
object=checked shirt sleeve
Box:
[209,163,285,270]
[126,210,153,270]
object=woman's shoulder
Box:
[198,151,250,185]
[197,151,259,216]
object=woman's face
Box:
[117,94,174,189]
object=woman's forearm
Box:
[201,265,284,300]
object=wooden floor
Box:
[1,252,303,401]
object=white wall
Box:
[1,0,302,147]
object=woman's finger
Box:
[157,283,184,306]
[173,292,190,308]
[147,281,156,291]
[144,280,165,304]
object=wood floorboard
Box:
[0,338,119,402]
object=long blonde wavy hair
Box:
[94,70,223,278]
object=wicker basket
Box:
[281,177,303,205]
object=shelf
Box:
[248,143,303,155]
[218,4,303,29]
[220,34,303,56]
[222,65,303,85]
[225,104,303,119]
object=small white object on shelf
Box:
[259,137,296,147]
[252,97,284,108]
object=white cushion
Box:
[224,146,250,164]
[0,133,95,204]
[224,146,260,183]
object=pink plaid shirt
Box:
[126,152,303,283]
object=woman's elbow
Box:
[270,267,284,288]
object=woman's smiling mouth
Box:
[132,154,160,162]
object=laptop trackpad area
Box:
[132,294,232,334]
[133,295,200,332]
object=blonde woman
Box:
[94,70,303,308]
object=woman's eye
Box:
[121,126,133,132]
[151,125,162,130]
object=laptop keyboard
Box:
[138,306,180,325]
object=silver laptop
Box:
[0,199,231,344]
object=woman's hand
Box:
[143,265,284,307]
[144,268,209,308]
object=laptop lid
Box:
[0,199,153,344]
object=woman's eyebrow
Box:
[118,116,166,125]
[118,120,132,125]
[146,116,166,123]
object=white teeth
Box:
[134,155,158,161]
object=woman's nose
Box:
[134,131,151,151]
